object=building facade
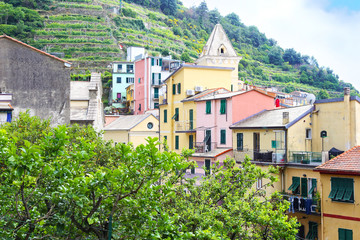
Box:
[112,61,135,108]
[0,35,71,126]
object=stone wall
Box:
[0,38,70,126]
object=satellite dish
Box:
[306,93,316,104]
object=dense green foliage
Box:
[0,113,298,239]
[0,1,44,40]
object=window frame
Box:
[175,135,179,150]
[237,133,243,151]
[220,99,227,114]
[329,177,354,203]
[220,129,226,145]
[206,101,211,114]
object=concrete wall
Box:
[0,38,70,126]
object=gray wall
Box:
[0,38,70,125]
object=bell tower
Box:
[196,24,242,91]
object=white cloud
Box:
[181,0,360,91]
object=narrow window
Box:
[177,83,181,94]
[220,129,226,144]
[205,159,211,175]
[288,176,300,194]
[306,128,312,139]
[172,84,176,95]
[301,178,308,197]
[237,133,243,151]
[339,228,353,240]
[206,101,211,114]
[175,135,179,150]
[138,78,141,83]
[189,135,193,149]
[164,109,167,123]
[117,77,121,83]
[220,99,227,114]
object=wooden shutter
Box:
[152,73,155,84]
[172,84,176,95]
[237,133,243,150]
[301,178,308,197]
[159,58,162,66]
[206,101,211,114]
[189,135,193,149]
[175,136,179,149]
[175,108,179,121]
[220,99,226,114]
[151,58,154,66]
[220,130,226,144]
[189,109,193,130]
[164,109,167,123]
[177,83,181,94]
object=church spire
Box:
[199,24,238,58]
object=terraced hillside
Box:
[31,0,200,72]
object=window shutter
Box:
[138,78,141,83]
[177,83,181,94]
[346,229,353,240]
[309,179,317,195]
[343,179,354,201]
[220,99,226,114]
[173,84,176,95]
[189,135,193,149]
[237,133,243,150]
[220,130,226,144]
[158,73,161,82]
[152,73,155,84]
[164,109,167,123]
[339,229,345,240]
[301,178,308,197]
[175,136,179,149]
[151,58,154,66]
[206,101,211,114]
[335,179,346,200]
[329,178,339,199]
[189,109,193,130]
[159,58,162,66]
[175,108,179,121]
[288,176,300,192]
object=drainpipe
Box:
[344,87,351,150]
[144,57,147,113]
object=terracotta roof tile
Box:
[0,35,71,65]
[315,146,360,174]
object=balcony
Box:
[288,151,322,166]
[152,79,163,86]
[194,142,217,153]
[174,120,195,132]
[234,148,286,164]
[282,194,321,215]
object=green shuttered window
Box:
[339,228,353,240]
[172,84,176,95]
[306,222,318,240]
[308,179,317,195]
[175,136,179,150]
[301,178,308,197]
[173,108,179,121]
[237,133,243,151]
[288,176,300,194]
[177,83,181,94]
[151,58,154,66]
[329,178,354,202]
[189,135,193,149]
[220,99,226,114]
[159,58,162,66]
[206,101,211,114]
[189,109,193,130]
[164,109,167,123]
[220,130,226,144]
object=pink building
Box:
[189,88,275,175]
[134,56,182,114]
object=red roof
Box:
[315,146,360,175]
[0,35,71,65]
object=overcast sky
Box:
[181,0,360,91]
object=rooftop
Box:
[0,35,71,65]
[104,114,154,131]
[315,146,360,175]
[230,105,314,129]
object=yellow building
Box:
[315,146,360,240]
[196,24,242,91]
[312,88,360,152]
[230,105,322,239]
[104,114,158,147]
[159,23,240,154]
[126,84,135,112]
[159,65,233,153]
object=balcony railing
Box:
[282,194,321,215]
[174,120,194,132]
[288,151,322,165]
[152,79,162,86]
[234,148,286,163]
[194,142,217,153]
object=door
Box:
[189,109,193,130]
[253,132,260,160]
[205,130,211,152]
[205,159,211,175]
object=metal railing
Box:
[194,142,217,153]
[152,79,163,86]
[174,120,194,132]
[234,148,286,163]
[288,151,322,165]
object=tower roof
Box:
[198,24,238,58]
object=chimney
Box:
[344,87,350,96]
[283,112,289,125]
